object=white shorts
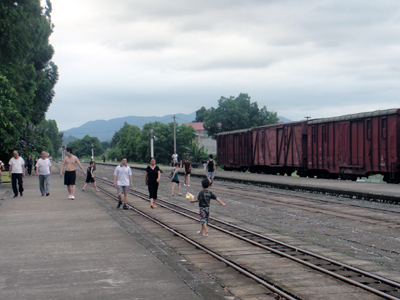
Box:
[207,172,215,179]
[117,185,130,194]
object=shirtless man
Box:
[59,147,86,200]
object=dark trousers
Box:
[148,181,159,199]
[27,165,32,175]
[11,173,23,196]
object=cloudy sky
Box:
[45,0,400,130]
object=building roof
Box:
[183,122,205,131]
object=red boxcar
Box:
[307,108,400,183]
[216,128,252,171]
[251,121,308,175]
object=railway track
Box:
[208,181,400,227]
[87,174,400,300]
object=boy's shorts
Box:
[117,185,129,194]
[199,207,210,225]
[172,179,180,184]
[207,172,215,179]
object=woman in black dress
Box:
[26,155,33,176]
[145,157,160,209]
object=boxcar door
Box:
[338,122,350,167]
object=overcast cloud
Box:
[45,0,400,130]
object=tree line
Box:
[67,93,278,165]
[0,0,60,160]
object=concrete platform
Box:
[99,162,400,202]
[0,172,214,300]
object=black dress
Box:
[146,165,160,199]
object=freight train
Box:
[216,108,400,184]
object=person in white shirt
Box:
[8,150,25,198]
[36,151,52,196]
[172,152,178,166]
[113,157,133,210]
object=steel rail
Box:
[95,185,299,300]
[90,175,400,300]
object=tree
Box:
[0,0,58,159]
[107,122,141,162]
[42,119,63,157]
[194,106,209,122]
[138,122,196,165]
[67,135,103,158]
[184,142,209,163]
[0,75,24,160]
[203,93,278,138]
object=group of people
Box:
[1,148,225,237]
[3,150,53,199]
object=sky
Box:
[45,0,400,131]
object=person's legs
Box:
[117,193,122,208]
[44,174,50,194]
[187,174,190,186]
[71,185,75,196]
[171,182,175,195]
[27,165,31,176]
[17,174,23,195]
[11,174,18,196]
[178,183,181,195]
[153,182,158,206]
[148,182,154,207]
[39,175,45,195]
[82,183,87,190]
[93,181,99,191]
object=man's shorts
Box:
[64,171,76,185]
[172,179,180,184]
[185,172,191,175]
[117,185,129,194]
[199,207,210,225]
[207,172,215,179]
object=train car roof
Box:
[216,128,252,136]
[308,108,400,125]
[216,120,308,136]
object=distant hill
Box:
[278,116,292,123]
[62,112,291,143]
[61,112,197,142]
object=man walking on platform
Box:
[36,151,52,196]
[113,157,132,210]
[59,148,86,200]
[8,150,25,198]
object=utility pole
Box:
[91,144,94,161]
[173,114,177,153]
[150,130,154,158]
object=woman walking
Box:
[26,155,33,176]
[33,156,39,175]
[171,163,182,196]
[145,157,160,209]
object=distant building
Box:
[183,122,217,154]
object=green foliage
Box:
[194,106,209,122]
[203,93,278,138]
[100,141,110,150]
[184,142,209,163]
[0,0,58,159]
[42,119,63,157]
[67,135,103,158]
[15,123,52,159]
[0,74,24,159]
[107,121,196,165]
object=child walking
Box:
[171,163,182,196]
[190,179,226,236]
[82,161,99,192]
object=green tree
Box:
[184,142,209,163]
[42,119,63,157]
[67,135,103,158]
[138,122,196,165]
[0,75,24,160]
[108,122,141,161]
[194,106,209,122]
[203,93,278,138]
[0,0,58,159]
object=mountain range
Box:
[61,112,291,143]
